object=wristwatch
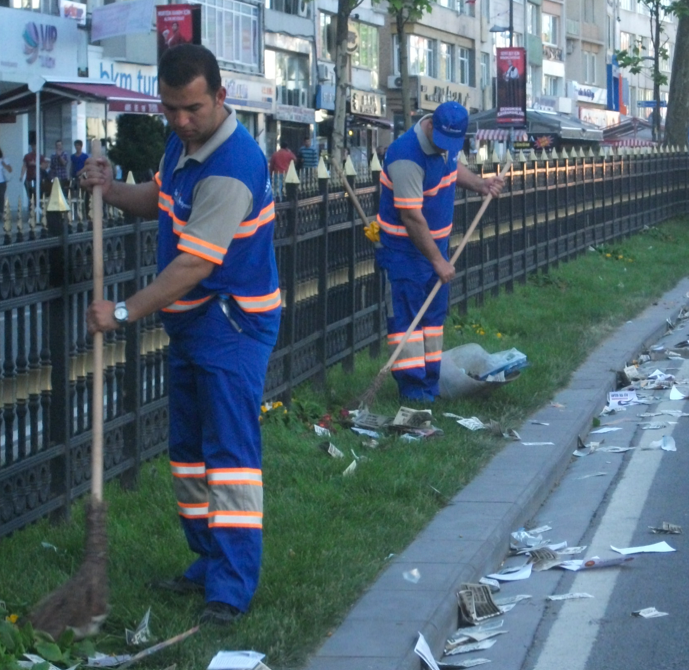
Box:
[113,301,129,326]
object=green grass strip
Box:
[2,219,688,669]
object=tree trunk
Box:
[397,13,413,132]
[332,3,353,169]
[665,13,689,147]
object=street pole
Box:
[509,0,514,47]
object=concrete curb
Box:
[303,278,689,670]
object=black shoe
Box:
[149,575,204,595]
[200,601,244,625]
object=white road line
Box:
[530,359,688,670]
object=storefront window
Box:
[201,0,260,71]
[351,22,379,72]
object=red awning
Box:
[605,138,656,147]
[0,80,162,115]
[476,128,528,142]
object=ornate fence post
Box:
[317,157,330,386]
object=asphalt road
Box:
[442,336,689,670]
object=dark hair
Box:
[279,140,289,149]
[0,148,3,159]
[74,140,83,147]
[158,44,222,94]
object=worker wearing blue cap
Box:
[376,101,504,402]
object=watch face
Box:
[114,306,128,322]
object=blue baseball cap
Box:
[432,101,469,155]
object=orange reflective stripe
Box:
[425,350,442,362]
[208,511,263,529]
[380,171,393,189]
[391,356,426,371]
[207,468,263,486]
[177,502,209,518]
[423,326,444,336]
[387,331,423,344]
[231,288,281,313]
[377,215,408,237]
[430,223,453,239]
[170,461,206,478]
[178,233,226,264]
[234,203,276,239]
[162,295,214,313]
[423,171,457,196]
[394,195,423,210]
[154,172,162,186]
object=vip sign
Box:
[22,22,58,67]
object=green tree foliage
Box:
[108,114,167,182]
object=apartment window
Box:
[620,0,634,11]
[661,44,672,72]
[620,31,633,52]
[266,0,309,17]
[543,75,559,96]
[458,0,475,16]
[437,0,455,9]
[458,47,474,86]
[527,3,539,36]
[201,0,260,70]
[318,12,334,61]
[351,22,379,71]
[409,35,437,77]
[495,31,522,48]
[606,15,613,50]
[439,43,455,81]
[542,14,558,46]
[584,51,597,84]
[265,49,309,106]
[583,0,594,23]
[480,51,490,89]
[481,0,490,19]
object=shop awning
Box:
[601,116,655,147]
[0,79,162,115]
[606,138,656,147]
[347,113,394,130]
[476,129,528,142]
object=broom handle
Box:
[333,161,375,231]
[378,160,511,375]
[91,140,104,503]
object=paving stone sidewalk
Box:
[302,278,689,670]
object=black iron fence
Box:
[1,149,688,538]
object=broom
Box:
[30,139,109,639]
[340,159,511,409]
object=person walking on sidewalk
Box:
[269,140,296,200]
[49,140,70,193]
[297,136,319,170]
[376,101,504,402]
[84,44,281,626]
[0,148,12,219]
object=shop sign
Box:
[276,104,316,124]
[350,88,385,116]
[578,106,619,128]
[90,53,159,96]
[0,7,79,82]
[316,84,335,111]
[222,75,275,113]
[417,76,467,110]
[571,81,607,106]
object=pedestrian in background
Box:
[269,140,296,200]
[50,140,70,193]
[20,141,47,204]
[297,136,319,170]
[71,139,90,213]
[0,148,12,219]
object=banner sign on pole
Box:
[496,47,527,127]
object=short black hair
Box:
[74,140,83,146]
[279,140,289,149]
[158,44,222,94]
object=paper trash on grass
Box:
[313,424,331,437]
[125,607,152,646]
[647,436,676,451]
[342,460,357,476]
[455,417,487,431]
[456,583,502,625]
[547,593,594,601]
[352,409,392,430]
[87,653,132,667]
[611,541,675,555]
[319,442,344,459]
[20,655,78,670]
[632,607,668,618]
[403,568,421,584]
[400,433,421,442]
[649,522,682,534]
[392,407,432,428]
[415,633,441,670]
[487,563,532,582]
[350,427,380,439]
[41,541,58,552]
[207,650,266,669]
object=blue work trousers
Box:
[164,300,272,611]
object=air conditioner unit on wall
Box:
[318,63,334,82]
[387,75,403,89]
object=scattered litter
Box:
[649,522,682,534]
[207,650,266,669]
[493,594,532,612]
[511,528,546,550]
[528,548,563,571]
[20,655,76,670]
[403,568,421,583]
[557,546,587,555]
[550,402,565,409]
[611,541,675,555]
[392,406,432,428]
[597,445,634,453]
[400,434,421,442]
[456,417,487,431]
[669,386,686,400]
[590,426,622,434]
[639,412,662,418]
[350,427,380,438]
[444,639,498,656]
[647,369,674,382]
[415,633,441,670]
[443,413,463,420]
[547,593,594,601]
[125,607,152,646]
[623,366,643,382]
[658,409,689,417]
[313,424,331,437]
[521,442,555,446]
[352,409,392,430]
[647,436,676,451]
[528,524,553,534]
[559,556,634,571]
[530,420,549,426]
[87,654,133,667]
[573,437,601,457]
[576,472,608,480]
[478,577,500,592]
[632,607,668,618]
[487,563,532,581]
[319,442,344,459]
[608,390,639,407]
[457,584,502,624]
[447,619,504,647]
[445,629,506,652]
[350,449,367,462]
[438,659,491,668]
[361,438,379,449]
[41,541,58,552]
[342,460,357,476]
[639,422,667,430]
